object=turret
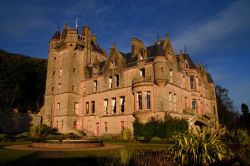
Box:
[153,42,168,86]
[49,30,60,49]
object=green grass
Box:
[0,140,170,164]
[0,141,35,163]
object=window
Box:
[112,98,116,113]
[140,68,145,78]
[52,87,54,91]
[73,68,76,73]
[190,75,195,90]
[121,121,124,130]
[54,57,56,62]
[182,76,186,87]
[104,122,108,132]
[120,96,125,113]
[94,80,97,92]
[170,69,173,83]
[213,106,216,115]
[73,121,77,128]
[184,97,188,108]
[61,120,64,128]
[108,76,112,89]
[86,102,89,114]
[59,68,62,76]
[57,103,60,115]
[192,100,196,110]
[91,101,95,113]
[145,91,151,110]
[104,99,108,114]
[115,74,120,87]
[53,71,55,76]
[113,60,117,67]
[137,92,142,111]
[58,83,62,89]
[57,103,60,109]
[174,93,176,102]
[74,102,79,115]
[72,85,75,91]
[169,92,172,101]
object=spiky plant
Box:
[29,124,51,139]
[118,148,133,166]
[169,129,233,166]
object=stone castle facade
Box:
[41,24,218,136]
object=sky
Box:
[0,0,250,110]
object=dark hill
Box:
[0,49,47,113]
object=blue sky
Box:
[0,0,249,110]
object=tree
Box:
[216,85,239,129]
[240,103,250,128]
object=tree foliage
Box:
[0,49,47,113]
[216,85,239,128]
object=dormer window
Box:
[140,68,145,78]
[185,60,189,69]
[139,54,143,60]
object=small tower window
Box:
[145,91,151,110]
[137,92,142,111]
[73,68,76,73]
[74,102,79,115]
[170,69,173,83]
[72,85,75,91]
[91,101,95,113]
[52,71,55,76]
[51,87,54,91]
[59,68,62,76]
[86,102,89,114]
[140,68,145,78]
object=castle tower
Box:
[43,25,106,132]
[153,42,169,86]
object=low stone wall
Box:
[31,140,104,149]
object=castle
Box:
[41,24,218,136]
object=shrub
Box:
[0,134,8,141]
[15,132,29,141]
[169,129,233,166]
[121,128,132,140]
[133,116,188,140]
[29,124,53,140]
[224,129,249,145]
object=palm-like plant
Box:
[29,124,51,139]
[169,129,232,166]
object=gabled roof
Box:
[206,73,214,83]
[51,31,61,40]
[176,53,196,69]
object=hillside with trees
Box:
[0,49,47,113]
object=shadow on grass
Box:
[5,156,101,166]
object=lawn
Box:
[0,140,170,165]
[0,141,35,164]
